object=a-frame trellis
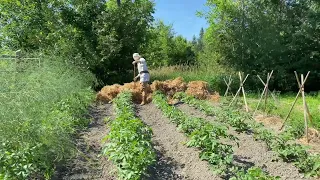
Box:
[253,70,278,116]
[229,72,249,112]
[224,75,234,97]
[280,71,312,142]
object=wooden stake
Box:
[257,75,277,103]
[229,72,249,112]
[301,74,308,142]
[306,103,313,124]
[280,71,311,131]
[253,71,274,116]
[224,75,233,97]
[264,73,270,111]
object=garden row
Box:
[152,91,280,179]
[174,92,320,178]
[102,91,156,179]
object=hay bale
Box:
[150,80,164,92]
[209,92,220,102]
[119,82,151,104]
[96,84,121,103]
[186,81,210,99]
[96,77,218,104]
[162,77,187,97]
[150,77,187,97]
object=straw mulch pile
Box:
[150,77,187,97]
[96,77,219,104]
[186,81,220,101]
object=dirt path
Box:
[53,103,116,180]
[136,103,220,180]
[177,103,310,180]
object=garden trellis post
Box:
[280,71,311,142]
[224,75,233,97]
[253,70,274,116]
[229,72,249,112]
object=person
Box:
[132,53,150,105]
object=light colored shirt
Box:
[137,58,148,73]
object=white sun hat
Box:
[133,53,140,58]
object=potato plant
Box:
[153,92,235,175]
[102,92,156,180]
[230,167,280,180]
[175,92,320,178]
[153,91,280,179]
[174,92,250,132]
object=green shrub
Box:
[0,54,94,179]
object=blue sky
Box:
[153,0,208,40]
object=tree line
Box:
[200,0,320,91]
[0,0,199,88]
[1,0,319,91]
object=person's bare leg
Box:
[140,82,147,105]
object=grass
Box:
[150,65,320,138]
[246,93,320,137]
[0,53,95,179]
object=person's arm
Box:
[134,74,140,81]
[132,60,141,64]
[132,58,145,65]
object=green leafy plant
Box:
[174,92,250,132]
[230,167,280,180]
[0,56,94,179]
[102,91,156,180]
[175,92,320,178]
[154,91,236,174]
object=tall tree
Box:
[201,0,320,91]
[197,27,205,52]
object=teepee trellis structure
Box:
[280,71,312,142]
[229,72,249,112]
[253,70,275,116]
[224,75,234,97]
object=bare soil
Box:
[52,103,116,180]
[136,103,220,180]
[254,114,283,134]
[177,103,311,180]
[255,114,320,154]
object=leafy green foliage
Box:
[230,167,280,180]
[142,21,197,68]
[296,155,320,178]
[201,0,320,91]
[0,55,94,179]
[103,92,156,180]
[0,0,155,86]
[0,142,44,180]
[153,92,241,175]
[175,93,320,178]
[174,92,250,132]
[153,92,281,178]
